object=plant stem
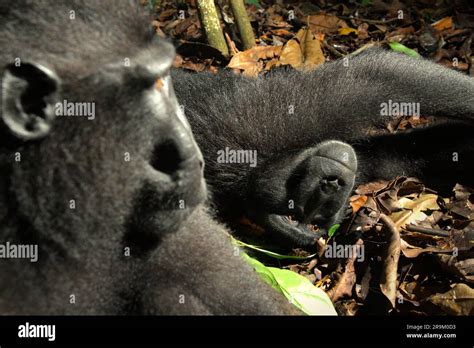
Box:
[197,0,229,57]
[230,0,256,50]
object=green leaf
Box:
[233,238,317,260]
[361,0,373,6]
[245,0,261,7]
[388,42,420,58]
[241,253,279,288]
[241,253,337,315]
[328,223,340,239]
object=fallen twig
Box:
[404,224,450,237]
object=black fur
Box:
[0,0,298,315]
[173,49,474,248]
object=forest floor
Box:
[150,0,474,315]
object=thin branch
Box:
[404,224,450,237]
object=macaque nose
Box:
[320,177,342,193]
[150,134,204,180]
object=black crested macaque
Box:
[172,49,474,249]
[0,0,299,315]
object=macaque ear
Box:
[1,62,60,140]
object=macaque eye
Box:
[155,78,164,90]
[155,74,172,98]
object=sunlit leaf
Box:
[227,45,282,77]
[350,194,368,213]
[338,27,358,36]
[242,253,279,288]
[279,28,325,71]
[431,17,453,31]
[241,253,337,315]
[328,224,341,239]
[389,193,443,228]
[388,42,420,58]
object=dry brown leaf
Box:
[225,32,239,56]
[264,58,279,71]
[357,23,369,40]
[379,215,401,308]
[440,60,469,71]
[400,239,446,258]
[266,13,291,28]
[450,184,474,219]
[435,254,474,282]
[389,193,442,228]
[308,14,348,34]
[374,24,388,32]
[398,194,441,210]
[278,28,325,71]
[270,28,293,37]
[298,28,325,69]
[314,32,325,41]
[425,283,474,315]
[326,239,363,302]
[174,17,196,35]
[350,195,368,214]
[385,26,415,41]
[181,60,207,72]
[227,46,282,77]
[355,181,389,195]
[334,299,359,316]
[279,38,303,68]
[431,16,453,31]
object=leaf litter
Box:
[150,0,474,315]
